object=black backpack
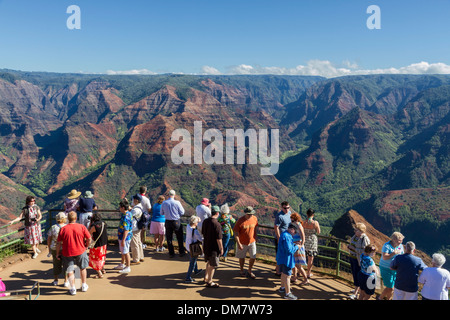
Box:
[134,206,150,230]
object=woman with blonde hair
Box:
[347,222,370,299]
[149,195,166,252]
[378,231,405,300]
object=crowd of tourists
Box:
[4,190,450,300]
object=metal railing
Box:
[2,209,358,284]
[0,281,40,300]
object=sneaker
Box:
[51,280,58,286]
[64,281,70,288]
[114,263,125,270]
[69,287,77,296]
[156,247,161,252]
[160,246,166,251]
[81,283,89,292]
[185,278,195,283]
[119,266,131,274]
[278,287,285,293]
[284,292,298,300]
[32,252,38,259]
[349,294,357,300]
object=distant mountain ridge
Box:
[0,70,448,265]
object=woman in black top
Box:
[88,212,108,278]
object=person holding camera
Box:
[9,196,43,259]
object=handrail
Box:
[0,281,40,300]
[2,209,358,285]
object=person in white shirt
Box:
[419,253,450,300]
[196,198,211,234]
[139,186,152,247]
[130,194,145,263]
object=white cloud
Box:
[105,69,157,75]
[201,66,222,75]
[201,60,450,78]
[102,61,450,78]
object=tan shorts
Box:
[236,241,257,259]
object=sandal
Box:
[206,282,220,288]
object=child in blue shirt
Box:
[357,244,378,300]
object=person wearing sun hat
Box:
[196,197,211,234]
[64,189,81,215]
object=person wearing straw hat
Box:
[64,189,81,215]
[78,191,98,229]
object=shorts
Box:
[62,251,89,273]
[236,242,257,259]
[119,239,131,255]
[279,264,293,276]
[393,288,418,300]
[149,221,165,235]
[204,251,220,268]
[380,266,396,288]
[358,271,376,296]
[305,250,318,257]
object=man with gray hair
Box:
[390,241,427,300]
[419,253,450,300]
[161,189,186,257]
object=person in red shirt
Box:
[56,211,91,296]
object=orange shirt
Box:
[233,215,258,245]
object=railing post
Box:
[336,239,341,278]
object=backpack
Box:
[134,206,150,230]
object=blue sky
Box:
[0,0,450,77]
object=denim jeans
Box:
[185,255,199,280]
[222,233,232,257]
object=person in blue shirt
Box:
[149,195,166,252]
[276,223,301,300]
[274,201,292,276]
[115,199,133,274]
[390,241,427,300]
[357,244,378,300]
[161,190,186,257]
